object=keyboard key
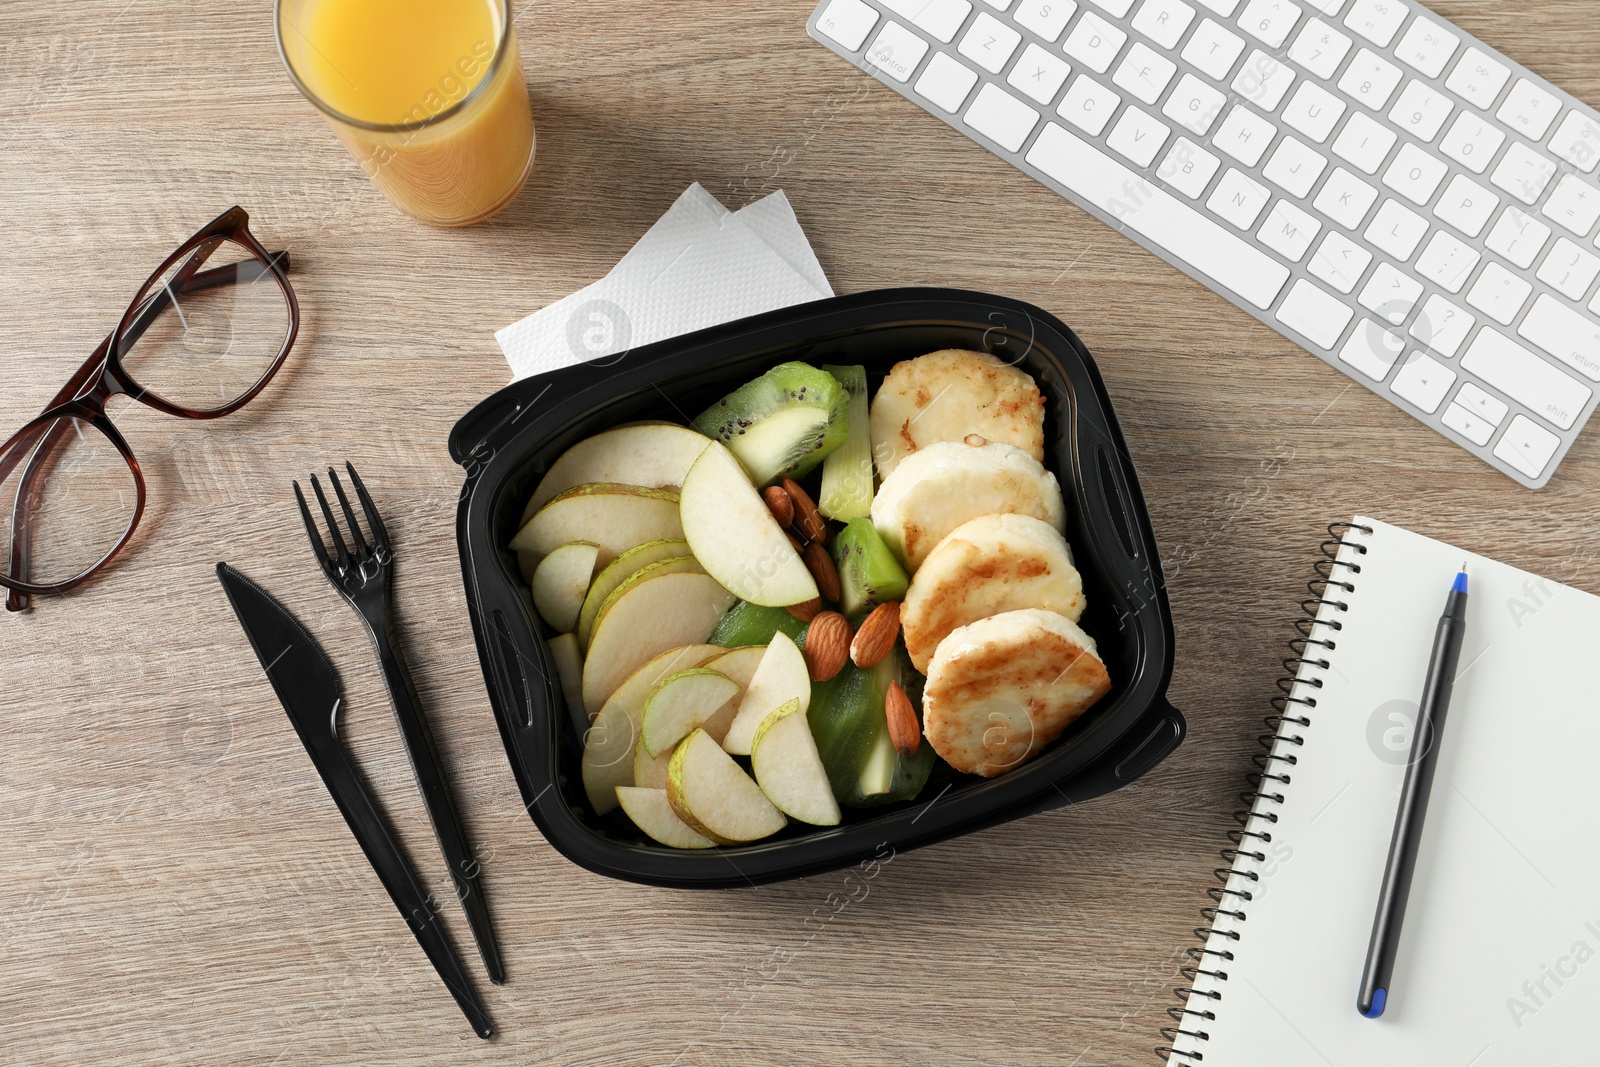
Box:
[1332,112,1397,173]
[1414,230,1480,292]
[1461,327,1591,429]
[1432,174,1498,238]
[1114,42,1178,104]
[1013,0,1077,41]
[1541,175,1600,237]
[1237,0,1302,48]
[1339,48,1404,111]
[1494,415,1561,479]
[1393,16,1459,78]
[1232,50,1296,113]
[1359,262,1423,323]
[1497,79,1562,141]
[1309,230,1374,293]
[867,22,932,82]
[1390,351,1456,413]
[960,12,1024,72]
[1484,207,1551,270]
[1282,81,1346,143]
[1388,80,1452,142]
[1161,137,1223,197]
[1259,199,1322,260]
[984,0,1017,7]
[1183,18,1247,81]
[1439,111,1505,174]
[1445,47,1511,112]
[1491,143,1558,206]
[1107,105,1172,166]
[1009,43,1073,104]
[1087,0,1135,13]
[1209,167,1273,228]
[1288,18,1352,80]
[1197,0,1240,13]
[1410,294,1474,356]
[1536,238,1600,301]
[1339,318,1406,380]
[964,83,1041,150]
[1213,104,1277,166]
[1342,0,1407,48]
[1520,293,1600,380]
[1466,262,1533,325]
[816,0,880,49]
[1442,402,1495,445]
[1276,277,1353,347]
[1455,382,1509,425]
[1304,0,1342,12]
[1164,73,1228,136]
[1548,111,1600,174]
[886,0,975,41]
[1063,11,1127,73]
[1365,198,1428,260]
[1315,166,1380,228]
[916,52,982,111]
[1382,143,1448,205]
[1131,0,1197,48]
[1024,123,1291,306]
[1058,74,1121,135]
[1263,136,1327,197]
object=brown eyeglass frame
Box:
[0,205,298,612]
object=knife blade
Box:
[215,562,494,1039]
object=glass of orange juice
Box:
[275,0,535,226]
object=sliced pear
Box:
[522,424,713,522]
[588,556,704,647]
[694,645,767,744]
[678,442,817,608]
[641,668,742,758]
[667,729,787,844]
[510,483,682,566]
[581,643,722,814]
[721,632,812,755]
[615,786,714,849]
[582,572,737,717]
[575,538,690,647]
[751,699,842,826]
[530,541,599,632]
[548,632,587,724]
[633,734,673,790]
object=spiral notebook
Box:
[1164,518,1600,1066]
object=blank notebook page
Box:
[1171,517,1600,1066]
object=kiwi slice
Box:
[691,362,849,486]
[818,364,873,521]
[832,519,910,619]
[707,600,808,649]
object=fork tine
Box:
[344,462,390,550]
[293,481,337,578]
[327,467,370,556]
[309,473,352,571]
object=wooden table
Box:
[5,2,1600,1063]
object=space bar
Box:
[1025,123,1290,311]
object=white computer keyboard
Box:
[808,0,1600,488]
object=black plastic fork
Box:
[294,462,505,986]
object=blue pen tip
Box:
[1451,568,1468,594]
[1362,988,1387,1018]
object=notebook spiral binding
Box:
[1155,522,1375,1065]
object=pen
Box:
[1357,565,1470,1019]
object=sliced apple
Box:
[721,632,812,756]
[587,555,703,648]
[667,729,787,844]
[530,542,599,633]
[640,668,742,758]
[679,442,817,608]
[522,423,713,522]
[615,786,714,849]
[581,643,722,814]
[548,632,587,723]
[582,572,737,717]
[510,483,682,566]
[575,538,690,647]
[751,699,842,826]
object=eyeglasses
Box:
[0,206,298,612]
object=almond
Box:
[885,681,920,757]
[786,597,821,622]
[762,484,795,528]
[782,476,827,543]
[802,540,841,604]
[786,530,805,555]
[850,600,901,668]
[803,611,850,682]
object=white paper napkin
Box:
[497,184,832,380]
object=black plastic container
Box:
[449,288,1184,888]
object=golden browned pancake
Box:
[869,349,1046,480]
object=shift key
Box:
[1519,295,1600,381]
[1461,327,1592,430]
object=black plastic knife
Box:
[215,562,494,1039]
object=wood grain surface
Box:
[5,2,1600,1064]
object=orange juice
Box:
[276,0,535,225]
